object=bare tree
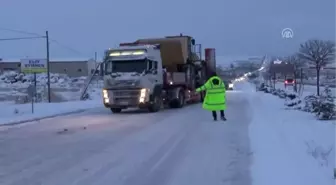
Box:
[286,54,306,70]
[297,39,335,95]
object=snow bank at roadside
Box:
[275,82,336,97]
[238,82,335,185]
[0,71,91,88]
[0,71,103,102]
[0,100,101,125]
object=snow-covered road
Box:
[0,91,253,185]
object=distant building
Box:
[0,58,98,77]
[0,59,21,72]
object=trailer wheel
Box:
[169,90,185,108]
[177,91,185,108]
[110,108,122,113]
[148,95,161,112]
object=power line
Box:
[0,36,44,41]
[0,27,88,56]
[49,39,87,56]
[0,27,42,37]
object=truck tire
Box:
[148,95,161,112]
[110,108,122,113]
[169,90,185,108]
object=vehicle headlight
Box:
[139,88,147,102]
[140,88,146,97]
[103,89,109,98]
[229,83,234,88]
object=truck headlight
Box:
[229,83,234,88]
[139,88,147,102]
[103,89,109,98]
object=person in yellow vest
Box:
[196,72,227,121]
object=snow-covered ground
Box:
[275,82,336,97]
[0,100,102,126]
[237,82,335,185]
[0,71,103,102]
[0,90,252,185]
[0,80,334,185]
[0,72,103,125]
[0,71,89,88]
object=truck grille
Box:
[112,90,140,97]
[105,89,142,106]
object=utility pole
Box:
[46,31,51,103]
[94,51,97,66]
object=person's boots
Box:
[220,111,226,121]
[212,111,217,121]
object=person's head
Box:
[212,78,220,85]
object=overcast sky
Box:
[0,0,335,62]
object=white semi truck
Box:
[102,35,216,113]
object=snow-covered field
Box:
[0,71,103,102]
[0,71,89,88]
[0,80,334,185]
[0,71,103,126]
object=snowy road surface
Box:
[0,91,252,185]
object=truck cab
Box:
[102,45,164,113]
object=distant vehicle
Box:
[284,78,295,86]
[224,80,234,90]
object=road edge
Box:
[0,108,91,127]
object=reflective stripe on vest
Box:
[204,102,225,105]
[206,90,225,94]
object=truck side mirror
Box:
[191,39,195,45]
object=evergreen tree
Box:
[316,86,336,120]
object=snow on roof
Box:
[0,58,95,63]
[0,58,20,63]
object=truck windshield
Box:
[105,59,147,74]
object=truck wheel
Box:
[169,90,185,108]
[148,95,161,112]
[110,108,122,113]
[177,91,185,108]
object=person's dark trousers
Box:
[212,110,225,120]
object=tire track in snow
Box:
[120,113,199,185]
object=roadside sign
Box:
[21,59,47,73]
